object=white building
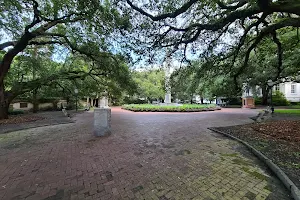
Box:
[10,100,68,111]
[243,82,300,102]
[279,82,300,102]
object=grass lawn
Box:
[122,104,220,112]
[275,109,300,114]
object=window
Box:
[275,85,280,91]
[291,84,296,94]
[20,102,28,108]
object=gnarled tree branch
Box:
[126,0,198,21]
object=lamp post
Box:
[74,88,78,112]
[267,80,274,113]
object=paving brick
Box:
[0,108,292,200]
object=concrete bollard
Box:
[94,107,111,136]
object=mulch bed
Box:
[0,115,45,125]
[214,120,300,188]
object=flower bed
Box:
[122,104,221,112]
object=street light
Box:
[74,88,78,111]
[267,80,274,113]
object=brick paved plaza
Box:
[0,108,291,200]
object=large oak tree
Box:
[125,0,300,89]
[0,0,130,119]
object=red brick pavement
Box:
[0,108,291,200]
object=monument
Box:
[242,83,255,108]
[164,52,172,104]
[94,93,111,137]
[160,50,182,106]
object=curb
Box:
[208,127,300,200]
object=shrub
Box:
[255,97,262,105]
[255,91,290,106]
[227,98,241,105]
[272,91,290,106]
[39,106,59,111]
[122,104,220,112]
[123,97,148,104]
[8,109,25,115]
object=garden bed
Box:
[0,115,45,125]
[214,120,300,188]
[122,104,221,112]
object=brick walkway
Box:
[0,108,291,200]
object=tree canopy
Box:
[125,0,300,86]
[0,0,133,118]
[132,69,165,102]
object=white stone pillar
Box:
[105,98,109,107]
[99,97,106,107]
[94,107,111,136]
[165,93,171,104]
[164,50,172,104]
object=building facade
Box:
[243,82,300,103]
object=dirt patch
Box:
[214,120,300,188]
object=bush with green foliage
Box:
[122,97,148,105]
[255,97,263,105]
[122,104,220,112]
[226,98,241,105]
[8,109,25,115]
[272,91,290,106]
[255,91,290,106]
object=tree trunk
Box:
[261,86,269,105]
[32,89,38,113]
[0,82,9,119]
[0,34,35,119]
[200,96,204,104]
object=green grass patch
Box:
[232,158,250,166]
[241,167,268,181]
[249,171,268,181]
[122,104,220,112]
[274,109,300,115]
[242,166,250,173]
[220,153,239,157]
